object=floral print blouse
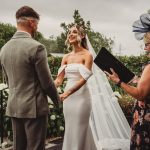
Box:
[130,62,150,150]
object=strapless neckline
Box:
[58,63,93,81]
[65,63,91,72]
[66,63,84,66]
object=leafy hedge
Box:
[117,55,149,76]
[48,56,62,77]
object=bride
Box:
[55,24,130,150]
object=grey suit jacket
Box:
[0,31,60,118]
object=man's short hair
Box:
[16,6,40,20]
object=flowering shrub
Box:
[47,101,65,138]
[0,84,13,141]
[0,83,65,144]
[118,94,135,116]
[117,94,135,125]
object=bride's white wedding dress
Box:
[58,37,130,150]
[58,63,97,150]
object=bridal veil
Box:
[86,36,131,150]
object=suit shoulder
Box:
[27,39,46,54]
[0,40,12,54]
[30,38,44,47]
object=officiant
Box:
[105,12,150,150]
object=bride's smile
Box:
[68,27,81,45]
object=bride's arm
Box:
[54,72,65,87]
[60,53,93,101]
[54,55,67,87]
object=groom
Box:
[0,6,60,150]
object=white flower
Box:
[47,97,53,104]
[1,141,8,148]
[0,83,8,90]
[5,88,9,93]
[49,105,54,109]
[63,81,67,84]
[57,87,62,94]
[50,115,56,120]
[113,91,122,99]
[59,126,64,131]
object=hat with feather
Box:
[133,11,150,44]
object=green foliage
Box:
[47,102,64,138]
[55,34,67,53]
[57,10,114,53]
[60,10,91,34]
[110,55,149,94]
[0,88,13,141]
[0,23,16,48]
[118,94,135,125]
[88,30,114,53]
[0,22,52,55]
[48,56,62,77]
[35,33,59,54]
[0,39,5,49]
[117,55,149,76]
[118,94,135,116]
[34,31,44,41]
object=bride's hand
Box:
[60,91,70,101]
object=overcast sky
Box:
[1,0,150,55]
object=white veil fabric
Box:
[86,36,131,150]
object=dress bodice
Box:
[61,63,96,150]
[58,63,92,81]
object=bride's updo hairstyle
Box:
[66,24,88,50]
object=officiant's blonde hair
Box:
[144,32,150,44]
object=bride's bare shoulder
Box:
[63,52,72,58]
[84,49,93,59]
[61,53,71,64]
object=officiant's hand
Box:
[60,91,70,101]
[104,68,120,84]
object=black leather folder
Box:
[94,47,135,83]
